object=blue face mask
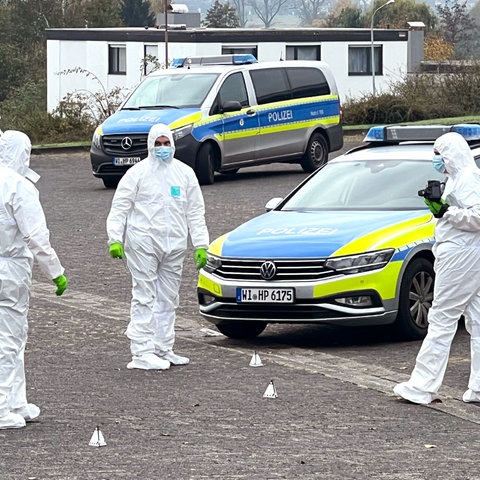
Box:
[154,146,173,162]
[432,154,445,174]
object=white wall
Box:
[47,35,410,112]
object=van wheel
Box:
[102,177,119,189]
[196,143,216,185]
[394,258,434,340]
[216,321,267,339]
[301,132,328,172]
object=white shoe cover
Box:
[11,403,40,421]
[393,382,434,405]
[158,351,190,365]
[127,353,170,370]
[0,412,26,430]
[462,389,480,403]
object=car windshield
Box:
[122,72,219,109]
[282,159,445,210]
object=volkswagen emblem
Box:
[121,136,133,150]
[260,261,277,280]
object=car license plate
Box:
[236,287,294,303]
[113,157,141,166]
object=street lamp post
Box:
[370,0,394,95]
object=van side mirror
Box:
[220,100,242,113]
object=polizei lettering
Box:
[267,110,293,122]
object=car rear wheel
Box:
[102,177,119,189]
[216,321,267,339]
[394,258,434,340]
[300,132,328,172]
[196,143,216,185]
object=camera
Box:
[418,180,444,202]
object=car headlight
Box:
[172,124,193,142]
[325,249,394,274]
[91,129,102,149]
[203,253,222,273]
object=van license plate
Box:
[113,157,141,166]
[236,288,294,303]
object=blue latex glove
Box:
[424,198,449,218]
[53,275,68,296]
[195,248,208,270]
[109,242,124,259]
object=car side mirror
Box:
[265,197,283,211]
[220,100,242,113]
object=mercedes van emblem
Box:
[260,261,277,280]
[121,137,133,150]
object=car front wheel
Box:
[394,258,435,340]
[102,177,119,189]
[195,142,216,185]
[216,321,267,339]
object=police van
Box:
[90,56,343,187]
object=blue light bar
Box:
[364,124,480,143]
[170,54,258,68]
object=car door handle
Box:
[246,110,256,116]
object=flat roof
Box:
[46,27,410,43]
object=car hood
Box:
[211,210,434,258]
[99,108,201,135]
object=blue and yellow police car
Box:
[197,124,480,340]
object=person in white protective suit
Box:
[106,123,209,370]
[393,132,480,404]
[0,130,68,429]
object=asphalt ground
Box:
[2,146,480,480]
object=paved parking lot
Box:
[2,148,479,480]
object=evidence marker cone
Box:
[263,379,278,398]
[249,351,264,367]
[89,425,107,447]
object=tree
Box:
[436,0,478,58]
[370,0,436,31]
[203,0,240,27]
[295,0,331,26]
[318,0,363,27]
[424,32,454,60]
[249,0,291,28]
[230,0,248,26]
[121,0,154,26]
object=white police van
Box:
[90,55,343,187]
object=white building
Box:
[46,26,424,112]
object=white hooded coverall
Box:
[0,131,64,418]
[394,132,480,404]
[106,124,209,357]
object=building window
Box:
[108,44,126,75]
[348,45,383,76]
[143,44,159,76]
[222,45,258,59]
[286,45,321,61]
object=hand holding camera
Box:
[418,180,449,218]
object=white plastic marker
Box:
[89,425,107,447]
[249,351,264,367]
[263,380,278,398]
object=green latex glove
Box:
[195,248,208,270]
[424,198,449,218]
[109,242,124,259]
[53,275,68,296]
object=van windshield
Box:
[122,72,219,109]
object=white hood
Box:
[0,130,40,183]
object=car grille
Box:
[214,258,335,281]
[102,134,148,157]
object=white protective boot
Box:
[127,353,170,370]
[157,350,190,365]
[11,403,40,421]
[0,412,26,430]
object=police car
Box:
[197,124,480,340]
[90,55,342,188]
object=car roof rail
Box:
[364,123,480,143]
[170,54,258,68]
